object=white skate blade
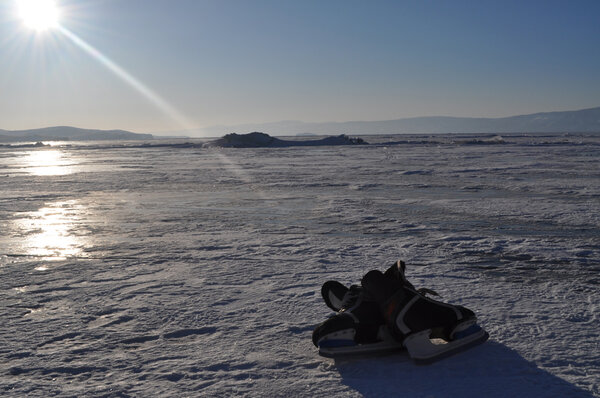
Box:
[404,323,489,365]
[318,339,403,358]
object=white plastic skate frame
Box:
[318,321,488,363]
[403,319,489,365]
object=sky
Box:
[1,0,600,134]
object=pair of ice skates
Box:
[312,260,489,364]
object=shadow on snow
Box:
[334,341,593,398]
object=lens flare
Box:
[17,0,60,31]
[14,4,264,200]
[58,26,196,131]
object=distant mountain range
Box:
[192,106,600,136]
[3,107,600,142]
[0,126,153,142]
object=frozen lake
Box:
[1,133,598,397]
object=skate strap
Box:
[417,288,439,297]
[395,296,420,335]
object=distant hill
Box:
[0,126,153,142]
[196,107,600,136]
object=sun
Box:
[17,0,61,31]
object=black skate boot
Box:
[312,284,402,357]
[361,267,489,364]
[321,260,437,312]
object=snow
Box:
[0,133,598,397]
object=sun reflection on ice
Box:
[15,200,87,262]
[21,149,74,176]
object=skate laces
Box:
[340,285,362,310]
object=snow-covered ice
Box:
[0,133,598,397]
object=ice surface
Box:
[0,133,598,397]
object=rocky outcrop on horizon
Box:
[203,132,367,148]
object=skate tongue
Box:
[383,260,416,290]
[383,260,405,279]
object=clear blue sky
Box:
[1,0,600,133]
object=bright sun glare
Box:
[17,0,60,31]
